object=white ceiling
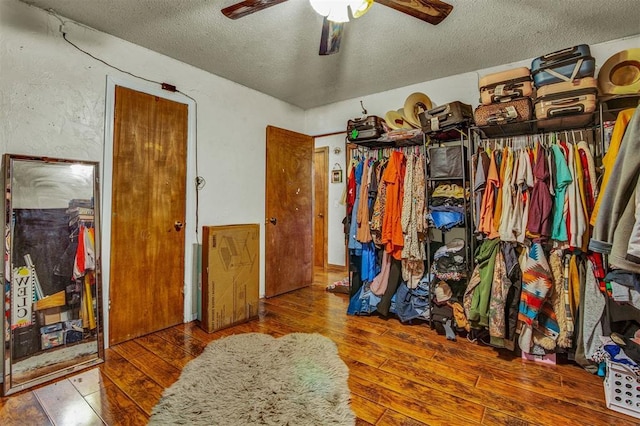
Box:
[19,0,640,109]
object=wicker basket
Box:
[604,359,640,419]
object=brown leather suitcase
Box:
[419,101,473,134]
[474,97,533,127]
[479,67,534,105]
[347,115,385,141]
[534,77,598,120]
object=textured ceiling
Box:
[19,0,640,109]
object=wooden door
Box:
[109,86,187,345]
[265,126,313,297]
[313,147,328,270]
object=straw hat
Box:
[403,92,433,127]
[598,48,640,97]
[385,110,411,130]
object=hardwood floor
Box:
[1,268,637,425]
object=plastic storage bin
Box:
[604,359,640,419]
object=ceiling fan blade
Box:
[319,18,344,56]
[222,0,289,19]
[374,0,453,25]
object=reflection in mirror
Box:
[2,154,103,395]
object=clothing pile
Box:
[427,184,466,231]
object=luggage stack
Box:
[474,66,535,134]
[531,44,598,128]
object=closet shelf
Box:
[425,125,471,143]
[349,130,424,149]
[426,176,465,181]
[474,112,596,138]
[600,94,640,121]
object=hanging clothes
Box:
[370,159,388,245]
[381,151,406,260]
[566,143,587,250]
[473,151,490,232]
[550,144,572,242]
[401,153,426,288]
[478,151,500,239]
[493,147,509,230]
[590,108,637,225]
[355,158,373,243]
[346,158,358,215]
[590,108,640,273]
[347,159,364,255]
[527,146,553,239]
[498,147,516,242]
[549,250,572,349]
[511,149,533,243]
[466,238,500,328]
[518,243,557,352]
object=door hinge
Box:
[108,299,111,310]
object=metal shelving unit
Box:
[424,126,475,329]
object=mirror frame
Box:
[2,154,104,395]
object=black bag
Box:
[347,116,385,141]
[428,145,465,178]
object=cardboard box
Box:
[201,224,260,333]
[37,307,62,326]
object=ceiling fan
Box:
[221,0,453,55]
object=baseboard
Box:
[326,264,347,273]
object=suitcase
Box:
[531,44,595,88]
[474,97,533,127]
[347,115,385,141]
[478,67,534,104]
[419,101,473,133]
[534,77,598,120]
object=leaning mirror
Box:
[2,154,103,395]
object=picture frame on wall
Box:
[331,169,342,183]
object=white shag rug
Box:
[148,332,355,426]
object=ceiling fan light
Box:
[309,0,350,22]
[327,6,350,22]
[309,0,332,17]
[351,0,373,18]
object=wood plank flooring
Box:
[1,268,638,425]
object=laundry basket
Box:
[604,359,640,419]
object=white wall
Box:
[306,33,640,267]
[0,0,306,326]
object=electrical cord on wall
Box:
[53,14,204,244]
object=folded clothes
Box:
[429,205,465,214]
[430,197,465,208]
[433,239,465,260]
[428,211,464,231]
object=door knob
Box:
[318,214,324,218]
[268,217,277,225]
[174,221,184,231]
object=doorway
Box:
[265,126,314,297]
[313,147,328,270]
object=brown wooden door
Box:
[109,86,187,345]
[265,126,313,297]
[313,147,328,270]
